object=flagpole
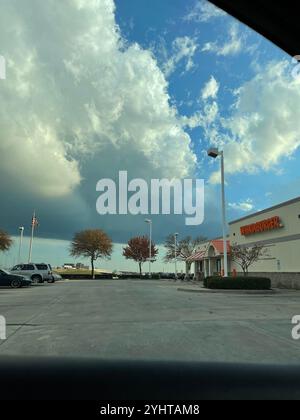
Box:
[28,211,35,263]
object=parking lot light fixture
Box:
[207,148,220,159]
[207,148,228,277]
[18,227,24,264]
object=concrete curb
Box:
[177,287,277,295]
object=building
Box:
[63,264,76,269]
[189,196,300,289]
[229,196,300,289]
[188,239,230,280]
[76,263,89,270]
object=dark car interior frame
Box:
[1,0,300,401]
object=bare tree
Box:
[164,235,207,278]
[0,230,13,252]
[123,236,158,277]
[70,229,113,279]
[231,243,269,276]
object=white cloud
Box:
[180,78,220,131]
[179,77,220,136]
[202,76,219,100]
[181,101,219,132]
[202,23,244,56]
[229,199,254,212]
[208,60,300,183]
[0,0,197,198]
[0,121,81,197]
[163,36,198,77]
[184,0,226,22]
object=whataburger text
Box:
[240,216,283,236]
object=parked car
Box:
[10,263,54,284]
[44,264,55,283]
[0,269,32,288]
[52,272,62,282]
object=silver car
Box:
[11,263,54,284]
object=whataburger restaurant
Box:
[189,196,300,289]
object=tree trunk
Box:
[91,258,95,280]
[139,262,142,279]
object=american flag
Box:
[31,215,39,228]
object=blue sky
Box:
[115,0,298,214]
[0,0,299,271]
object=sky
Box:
[0,0,300,271]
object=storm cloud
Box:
[0,0,216,243]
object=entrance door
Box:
[199,261,203,273]
[216,259,222,274]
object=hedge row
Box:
[204,276,271,290]
[144,274,161,280]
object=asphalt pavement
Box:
[0,279,300,364]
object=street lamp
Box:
[18,227,24,264]
[174,233,179,280]
[145,219,152,278]
[207,148,228,277]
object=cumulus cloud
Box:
[184,0,226,23]
[179,77,220,132]
[201,76,219,100]
[0,0,197,201]
[163,36,198,77]
[202,23,244,56]
[229,199,254,212]
[208,60,300,183]
[181,101,219,132]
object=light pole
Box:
[145,219,152,278]
[174,233,179,280]
[207,148,228,277]
[18,227,24,264]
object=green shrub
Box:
[203,276,218,288]
[204,276,271,290]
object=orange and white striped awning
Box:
[186,250,206,262]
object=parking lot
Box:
[0,279,300,364]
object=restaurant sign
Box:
[240,216,283,236]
